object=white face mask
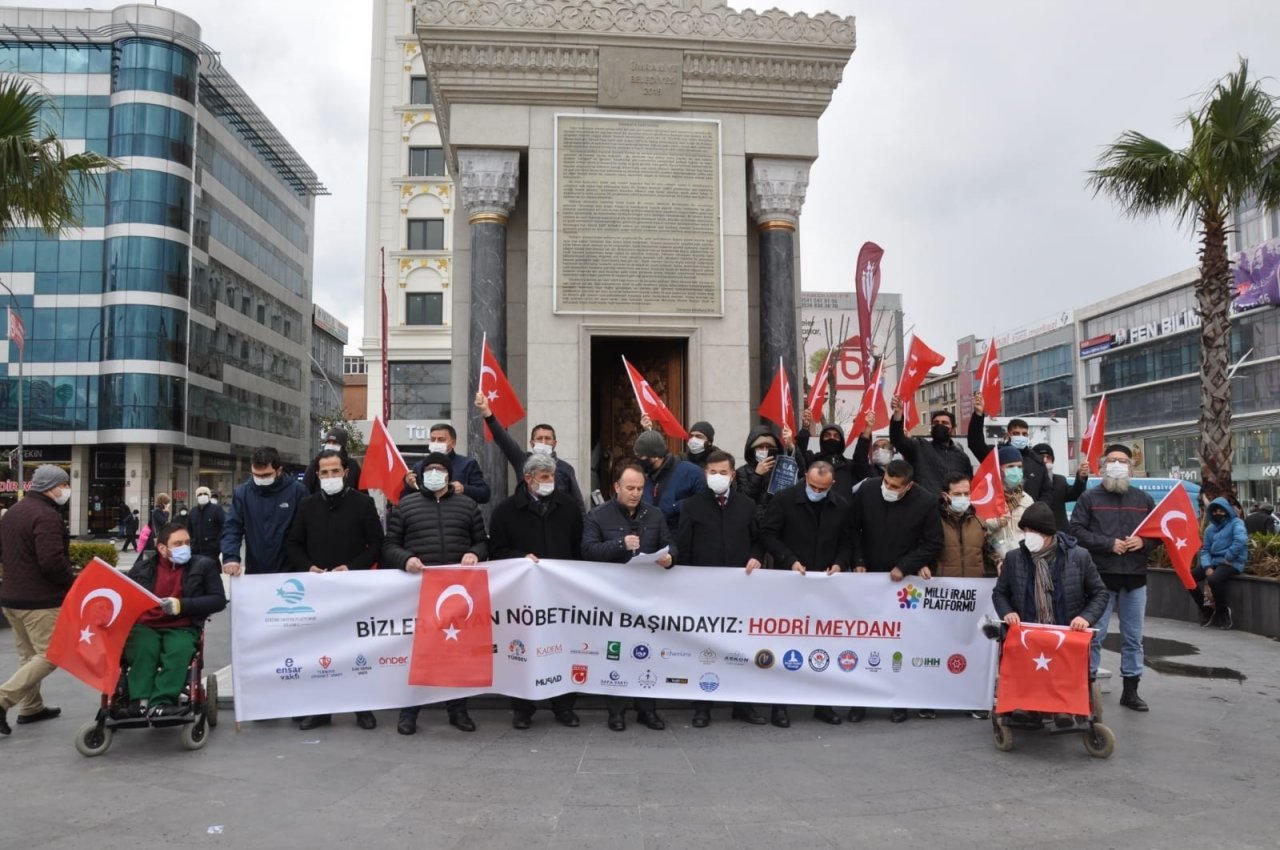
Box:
[253,474,276,487]
[1104,461,1130,480]
[706,473,731,495]
[1022,531,1048,553]
[536,481,555,497]
[871,448,893,467]
[197,495,210,506]
[1043,462,1054,474]
[323,442,341,453]
[53,487,71,506]
[319,477,345,496]
[422,470,448,492]
[530,442,553,457]
[881,483,903,503]
[687,437,706,454]
[755,449,772,463]
[428,441,448,455]
[948,495,970,514]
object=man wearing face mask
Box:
[849,411,895,486]
[758,461,851,728]
[186,486,226,560]
[475,391,585,512]
[676,451,768,728]
[683,420,719,469]
[936,473,996,579]
[799,409,856,495]
[632,430,705,536]
[968,394,1049,503]
[1191,498,1248,630]
[888,397,972,497]
[984,446,1036,571]
[220,447,309,577]
[302,427,363,494]
[735,427,803,513]
[1069,445,1156,712]
[1033,444,1090,533]
[0,465,76,734]
[119,523,226,719]
[401,424,490,504]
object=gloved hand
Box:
[160,597,182,616]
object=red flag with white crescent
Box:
[1080,395,1108,475]
[969,446,1008,522]
[358,417,411,504]
[847,360,890,446]
[622,356,689,440]
[1134,483,1200,590]
[758,357,796,434]
[895,335,946,401]
[479,334,525,441]
[805,348,834,423]
[977,338,1002,416]
[995,623,1092,715]
[409,568,493,687]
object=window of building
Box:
[405,292,444,326]
[407,218,445,251]
[344,356,368,374]
[390,361,451,420]
[408,146,446,177]
[409,76,432,105]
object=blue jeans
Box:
[1090,585,1146,679]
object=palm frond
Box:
[1086,130,1194,222]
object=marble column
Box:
[458,149,520,506]
[748,158,810,427]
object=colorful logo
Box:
[267,578,315,614]
[318,656,332,670]
[867,651,881,670]
[897,584,923,610]
[639,669,657,689]
[632,643,651,661]
[699,672,720,693]
[782,649,804,671]
[947,653,967,674]
[660,648,692,660]
[808,649,830,672]
[754,649,776,669]
[509,639,526,657]
[891,651,903,672]
[571,664,588,685]
[607,641,621,661]
[837,650,858,672]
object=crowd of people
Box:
[0,394,1253,738]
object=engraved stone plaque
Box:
[555,115,722,316]
[597,47,684,110]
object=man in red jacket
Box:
[0,465,76,734]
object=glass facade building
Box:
[0,5,324,534]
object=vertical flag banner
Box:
[622,356,690,439]
[409,569,494,688]
[995,623,1092,716]
[970,447,1008,521]
[1080,395,1108,475]
[759,356,797,434]
[7,307,24,357]
[479,334,525,440]
[977,339,1002,416]
[358,417,411,504]
[1134,483,1201,590]
[805,347,834,424]
[895,335,947,401]
[854,241,884,375]
[46,559,162,693]
[380,247,391,422]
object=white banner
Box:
[231,560,998,721]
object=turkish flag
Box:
[969,447,1008,522]
[805,348,834,424]
[1080,395,1108,475]
[902,395,921,433]
[408,568,493,688]
[895,335,946,401]
[358,417,411,504]
[622,356,689,440]
[479,334,525,441]
[995,623,1092,715]
[848,360,890,445]
[977,339,1002,416]
[7,307,24,357]
[758,357,797,434]
[1135,483,1201,590]
[45,559,162,693]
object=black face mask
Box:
[930,424,951,442]
[820,439,844,457]
[1211,512,1227,522]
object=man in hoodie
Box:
[735,426,804,514]
[186,486,225,559]
[799,409,855,495]
[1069,444,1157,712]
[1192,498,1249,630]
[632,430,705,536]
[475,391,585,511]
[302,427,364,493]
[984,446,1036,572]
[848,411,895,486]
[1033,443,1089,533]
[221,447,309,576]
[888,396,972,497]
[968,394,1049,503]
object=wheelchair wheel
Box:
[993,723,1014,752]
[75,720,113,757]
[180,715,210,751]
[205,674,219,728]
[1082,723,1115,759]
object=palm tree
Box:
[1087,58,1280,502]
[0,75,113,241]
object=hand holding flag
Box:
[409,569,494,687]
[479,334,525,441]
[622,356,689,440]
[1080,396,1108,475]
[1134,483,1200,590]
[851,361,890,440]
[895,335,946,401]
[977,339,1002,416]
[970,447,1008,522]
[995,623,1092,716]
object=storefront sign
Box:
[201,453,236,472]
[1081,308,1201,357]
[4,445,71,464]
[94,452,126,480]
[173,449,194,466]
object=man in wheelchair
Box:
[120,523,227,718]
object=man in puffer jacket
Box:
[382,452,487,736]
[1191,498,1248,630]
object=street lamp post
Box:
[0,278,24,500]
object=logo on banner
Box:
[782,650,804,671]
[947,654,967,674]
[892,652,903,672]
[571,642,599,656]
[722,652,749,666]
[508,639,528,662]
[665,677,689,684]
[837,650,858,672]
[571,664,588,685]
[535,674,562,687]
[867,651,882,672]
[632,643,651,661]
[351,654,372,676]
[755,649,776,669]
[912,657,941,668]
[922,586,979,613]
[699,673,720,693]
[808,649,830,672]
[601,669,628,687]
[699,649,717,665]
[639,669,657,689]
[319,656,332,669]
[310,654,342,680]
[897,585,922,610]
[267,579,315,614]
[276,657,302,680]
[607,641,621,661]
[660,648,692,660]
[536,644,563,657]
[378,655,408,666]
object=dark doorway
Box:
[590,336,687,495]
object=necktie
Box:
[717,494,727,509]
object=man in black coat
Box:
[489,453,584,730]
[848,458,944,724]
[888,397,972,497]
[581,463,673,732]
[676,451,767,728]
[758,461,852,728]
[1244,503,1279,535]
[799,410,856,497]
[967,393,1049,503]
[286,450,385,731]
[185,486,226,559]
[475,391,585,511]
[382,452,488,736]
[302,427,364,494]
[1032,443,1090,532]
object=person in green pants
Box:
[122,523,226,718]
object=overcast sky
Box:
[26,0,1280,360]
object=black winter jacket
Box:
[0,491,74,609]
[966,414,1050,504]
[848,480,942,575]
[383,489,488,569]
[676,488,762,567]
[286,488,384,571]
[1068,484,1156,583]
[185,502,226,559]
[127,552,227,626]
[1045,472,1089,533]
[302,451,364,494]
[581,499,671,563]
[889,417,972,497]
[489,489,584,560]
[759,483,852,572]
[734,425,805,514]
[800,428,856,496]
[992,534,1108,626]
[484,414,586,512]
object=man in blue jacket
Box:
[220,447,309,576]
[401,423,490,504]
[1192,498,1248,630]
[633,429,704,535]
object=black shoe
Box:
[692,709,710,728]
[512,712,532,730]
[814,706,842,725]
[1052,713,1075,729]
[554,710,580,728]
[1216,606,1233,630]
[298,714,331,731]
[355,712,377,730]
[846,707,866,723]
[113,700,147,720]
[970,710,990,720]
[917,709,937,720]
[16,706,61,725]
[0,706,9,735]
[1119,676,1149,712]
[890,708,909,723]
[607,712,626,732]
[150,703,187,719]
[636,711,665,731]
[770,707,790,728]
[449,709,477,732]
[1199,605,1216,627]
[397,714,417,736]
[731,706,767,725]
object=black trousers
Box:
[607,696,656,715]
[511,694,577,715]
[400,698,467,717]
[1191,564,1236,609]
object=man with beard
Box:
[888,396,972,497]
[302,427,364,493]
[1069,444,1156,712]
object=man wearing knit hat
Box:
[0,464,75,734]
[683,420,719,469]
[632,429,705,535]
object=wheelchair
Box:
[74,627,218,756]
